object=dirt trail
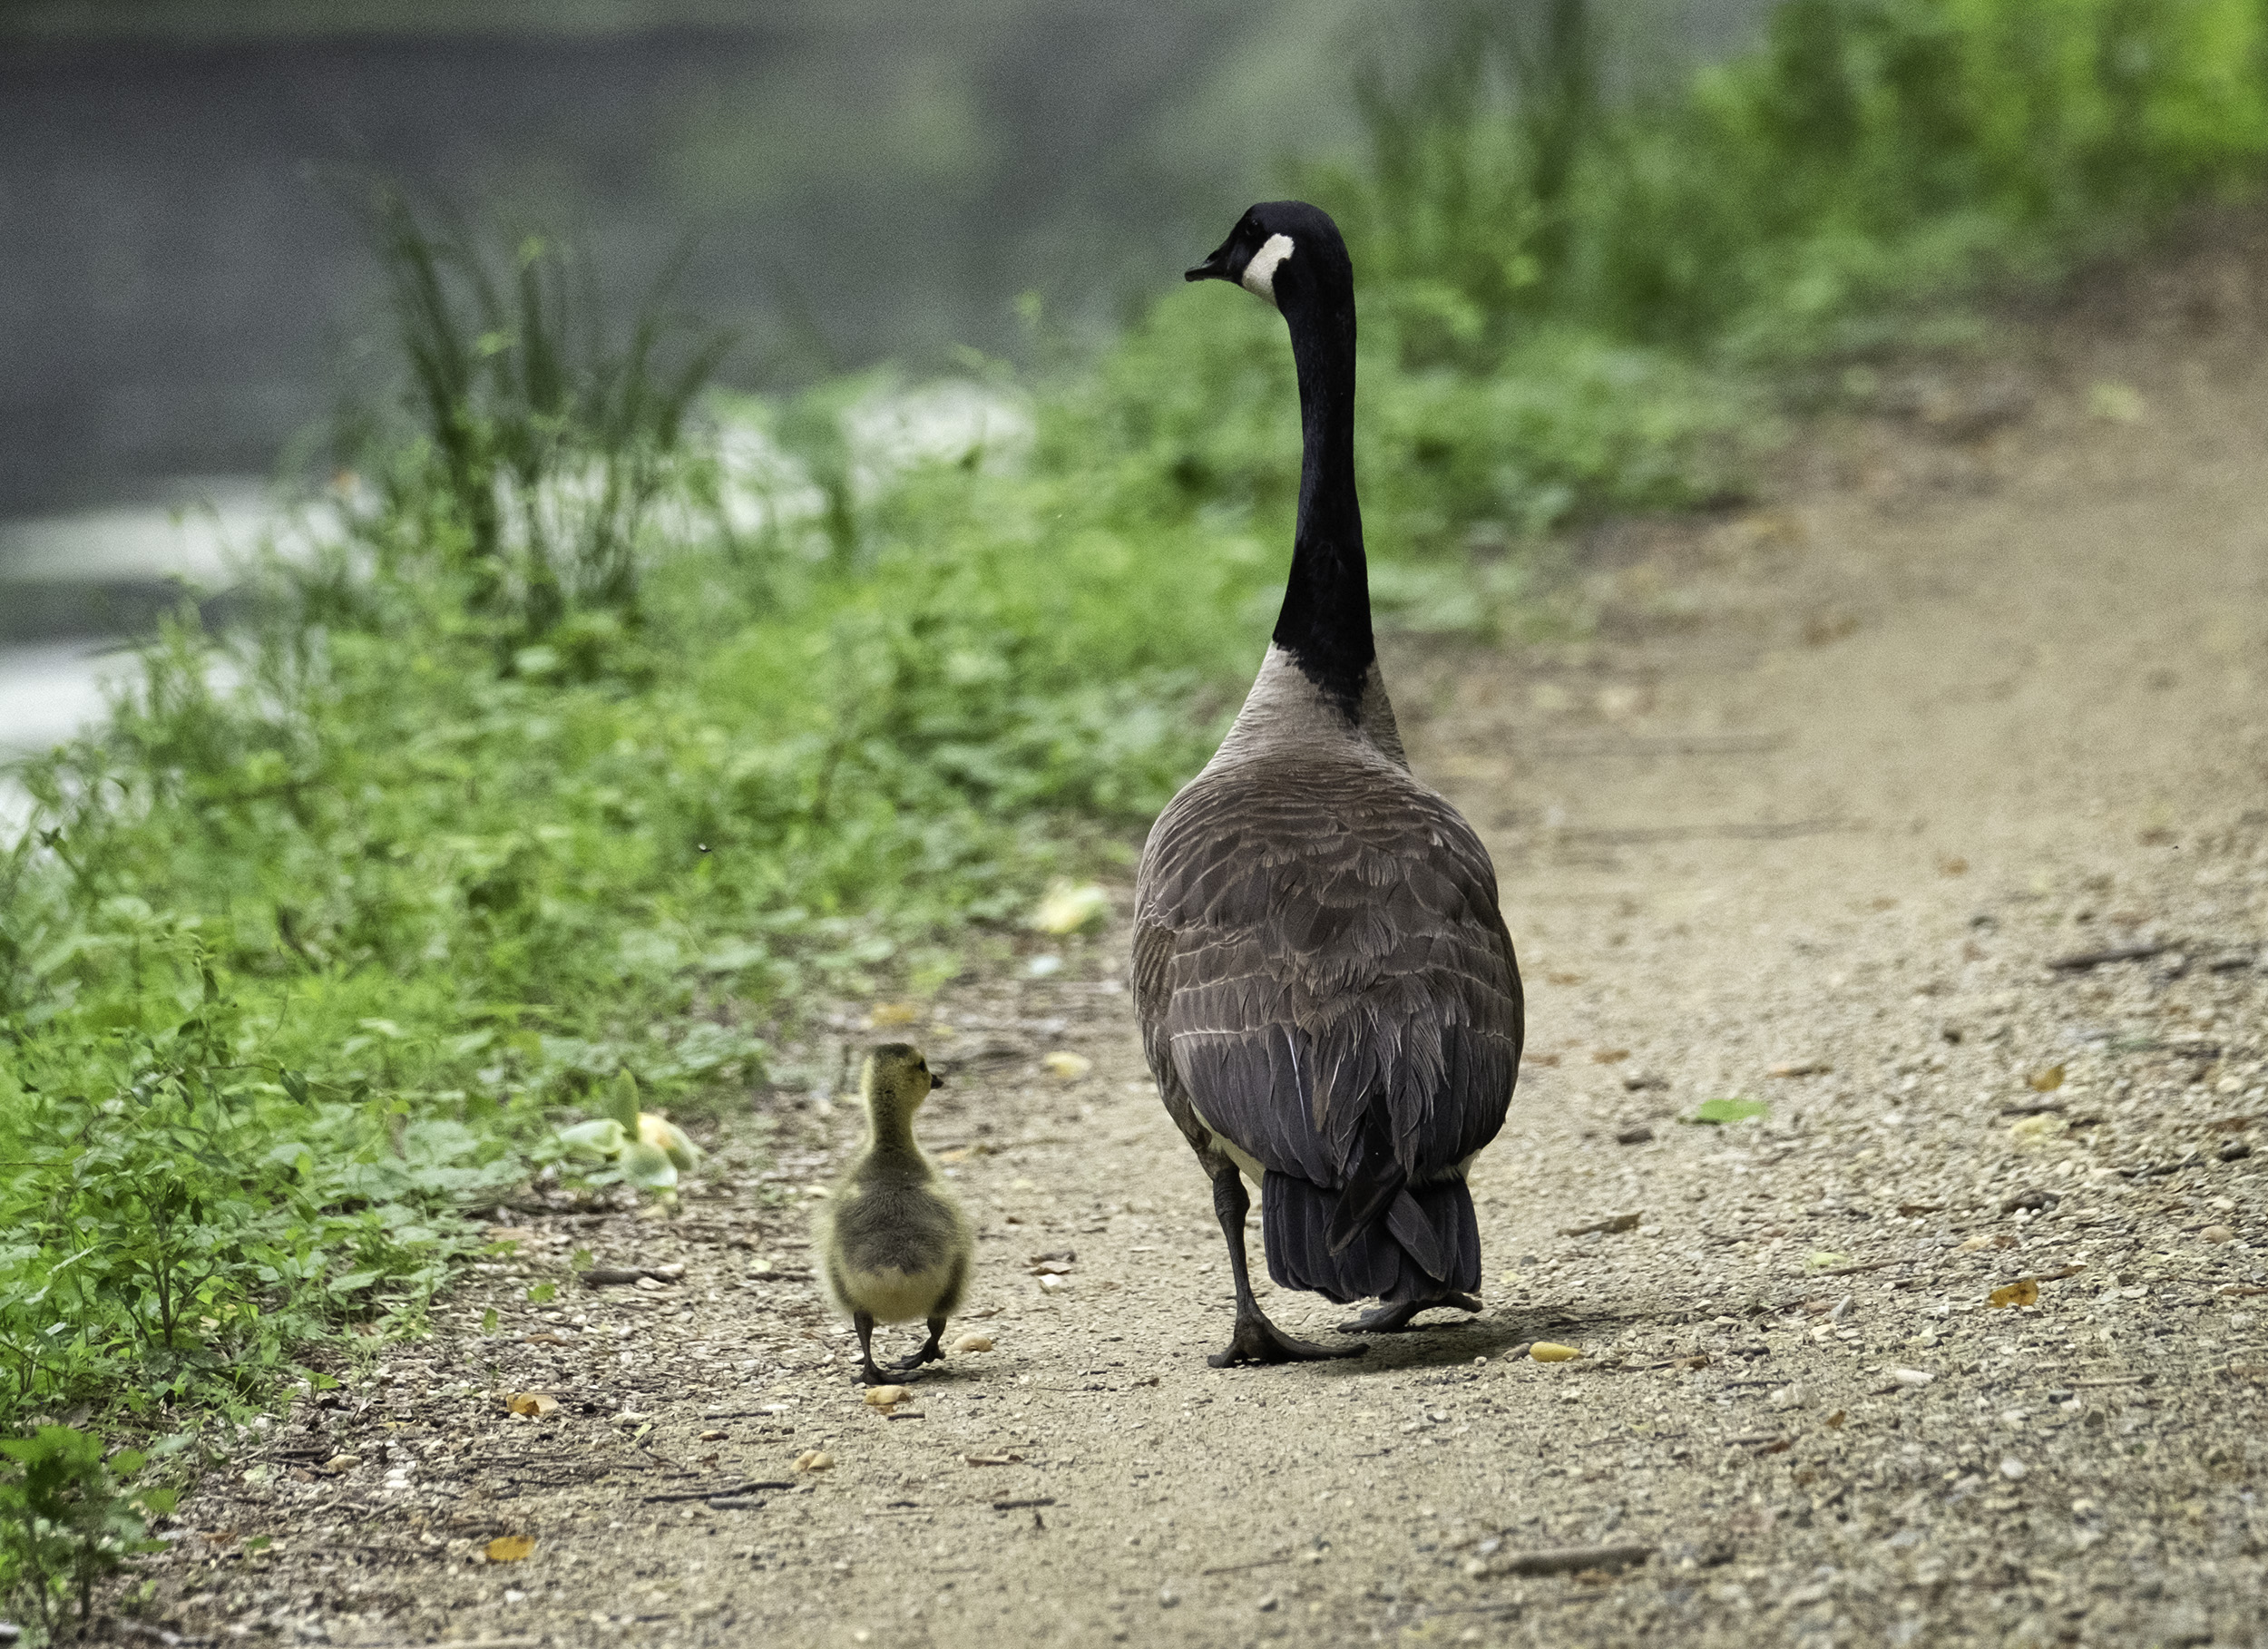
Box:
[147,241,2268,1648]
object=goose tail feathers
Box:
[1263,1170,1479,1306]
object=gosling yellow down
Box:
[815,1044,973,1384]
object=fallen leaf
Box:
[505,1393,560,1419]
[863,1386,910,1408]
[1031,881,1111,936]
[523,1332,569,1347]
[794,1450,835,1472]
[700,1429,728,1442]
[1029,1259,1075,1275]
[1938,855,1968,876]
[486,1227,538,1245]
[963,1453,1023,1467]
[1558,1213,1641,1237]
[318,1454,361,1476]
[1767,1061,1832,1078]
[1989,1278,2040,1309]
[953,1333,995,1353]
[1041,1051,1093,1081]
[1824,1410,1847,1429]
[1591,1049,1630,1065]
[1688,1097,1769,1126]
[2027,1064,2066,1093]
[1898,1203,1946,1216]
[485,1535,535,1563]
[2009,1113,2065,1143]
[1530,1343,1582,1363]
[636,1112,701,1173]
[1804,1252,1852,1271]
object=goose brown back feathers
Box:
[1134,650,1524,1306]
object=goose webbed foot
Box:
[889,1314,949,1373]
[1209,1309,1369,1368]
[1337,1291,1484,1333]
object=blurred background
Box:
[0,0,1774,754]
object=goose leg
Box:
[852,1310,894,1386]
[1338,1292,1484,1333]
[1207,1169,1367,1368]
[890,1316,948,1372]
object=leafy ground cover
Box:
[4,2,2267,1625]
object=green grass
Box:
[5,2,2268,1551]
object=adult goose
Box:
[1132,201,1524,1367]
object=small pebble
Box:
[1766,1383,1809,1410]
[794,1449,836,1472]
[864,1386,910,1408]
[2000,1457,2028,1481]
[1158,1588,1179,1609]
[1892,1368,1934,1387]
[1501,1342,1534,1361]
[1256,1594,1279,1613]
[954,1333,995,1353]
[2203,1225,2236,1244]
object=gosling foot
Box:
[1337,1292,1484,1333]
[892,1317,948,1373]
[855,1360,903,1387]
[1208,1311,1368,1368]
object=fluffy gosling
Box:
[815,1043,973,1385]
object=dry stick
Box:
[992,1497,1056,1511]
[1489,1542,1657,1578]
[1201,1554,1295,1576]
[640,1479,793,1504]
[2048,942,2179,972]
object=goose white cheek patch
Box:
[1240,232,1295,301]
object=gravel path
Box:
[143,243,2268,1648]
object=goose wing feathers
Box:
[1133,756,1522,1186]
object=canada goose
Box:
[815,1044,974,1385]
[1133,201,1524,1367]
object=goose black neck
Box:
[1273,292,1372,716]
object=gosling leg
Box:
[1207,1168,1366,1368]
[890,1315,949,1373]
[852,1310,894,1386]
[1338,1291,1484,1333]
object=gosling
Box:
[815,1043,973,1385]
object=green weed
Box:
[0,1429,175,1644]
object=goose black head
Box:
[1185,200,1350,313]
